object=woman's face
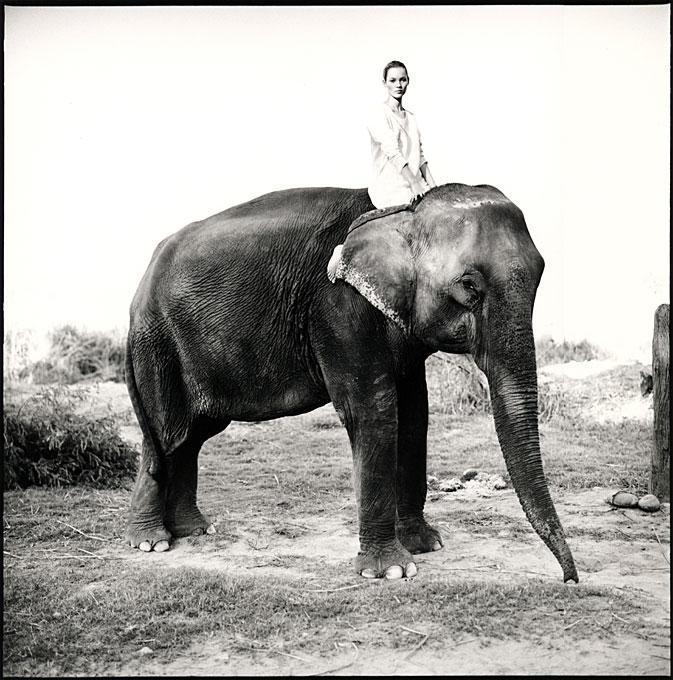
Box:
[384,67,409,101]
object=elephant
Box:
[124,183,578,583]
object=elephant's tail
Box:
[125,335,162,477]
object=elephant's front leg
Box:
[395,361,443,554]
[337,383,417,580]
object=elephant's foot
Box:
[125,517,172,553]
[165,506,215,538]
[355,539,417,580]
[396,516,443,554]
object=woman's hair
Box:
[382,60,408,81]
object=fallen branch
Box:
[435,563,500,572]
[611,612,629,624]
[55,519,110,542]
[3,551,22,559]
[495,569,552,578]
[236,643,308,662]
[311,645,360,676]
[562,618,584,630]
[233,632,310,663]
[307,583,368,593]
[76,547,104,560]
[448,638,478,648]
[652,528,670,565]
[405,633,430,660]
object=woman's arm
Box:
[420,162,436,188]
[401,164,428,199]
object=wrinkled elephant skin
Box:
[125,184,578,583]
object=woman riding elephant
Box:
[368,59,436,207]
[328,60,437,283]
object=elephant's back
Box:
[131,186,372,317]
[153,187,370,268]
[181,186,370,243]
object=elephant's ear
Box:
[335,209,415,334]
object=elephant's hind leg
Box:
[163,435,216,538]
[125,440,171,552]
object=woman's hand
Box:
[401,164,430,201]
[420,163,436,189]
[410,178,430,201]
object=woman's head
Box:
[382,60,409,101]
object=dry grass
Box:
[4,326,126,385]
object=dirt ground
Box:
[111,484,670,676]
[109,360,669,677]
[5,360,671,676]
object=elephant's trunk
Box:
[476,296,578,583]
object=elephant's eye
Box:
[460,277,482,308]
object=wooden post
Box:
[651,303,670,501]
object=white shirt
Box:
[366,103,428,209]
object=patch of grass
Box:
[426,354,490,416]
[17,325,126,384]
[425,352,592,423]
[2,561,650,676]
[539,419,652,493]
[3,386,137,491]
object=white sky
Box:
[4,5,670,360]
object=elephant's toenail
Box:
[432,541,442,551]
[139,542,152,552]
[154,540,170,552]
[206,524,216,535]
[385,565,404,580]
[361,569,377,578]
[191,527,205,536]
[405,563,418,578]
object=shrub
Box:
[19,325,126,384]
[3,386,137,490]
[426,352,570,422]
[535,335,605,367]
[426,354,490,416]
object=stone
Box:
[461,468,479,482]
[426,475,439,489]
[608,491,639,508]
[637,494,660,512]
[439,477,464,492]
[138,646,154,656]
[492,476,508,490]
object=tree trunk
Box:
[651,303,669,501]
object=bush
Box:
[426,354,490,416]
[3,386,137,490]
[19,325,126,384]
[426,352,570,422]
[535,335,605,367]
